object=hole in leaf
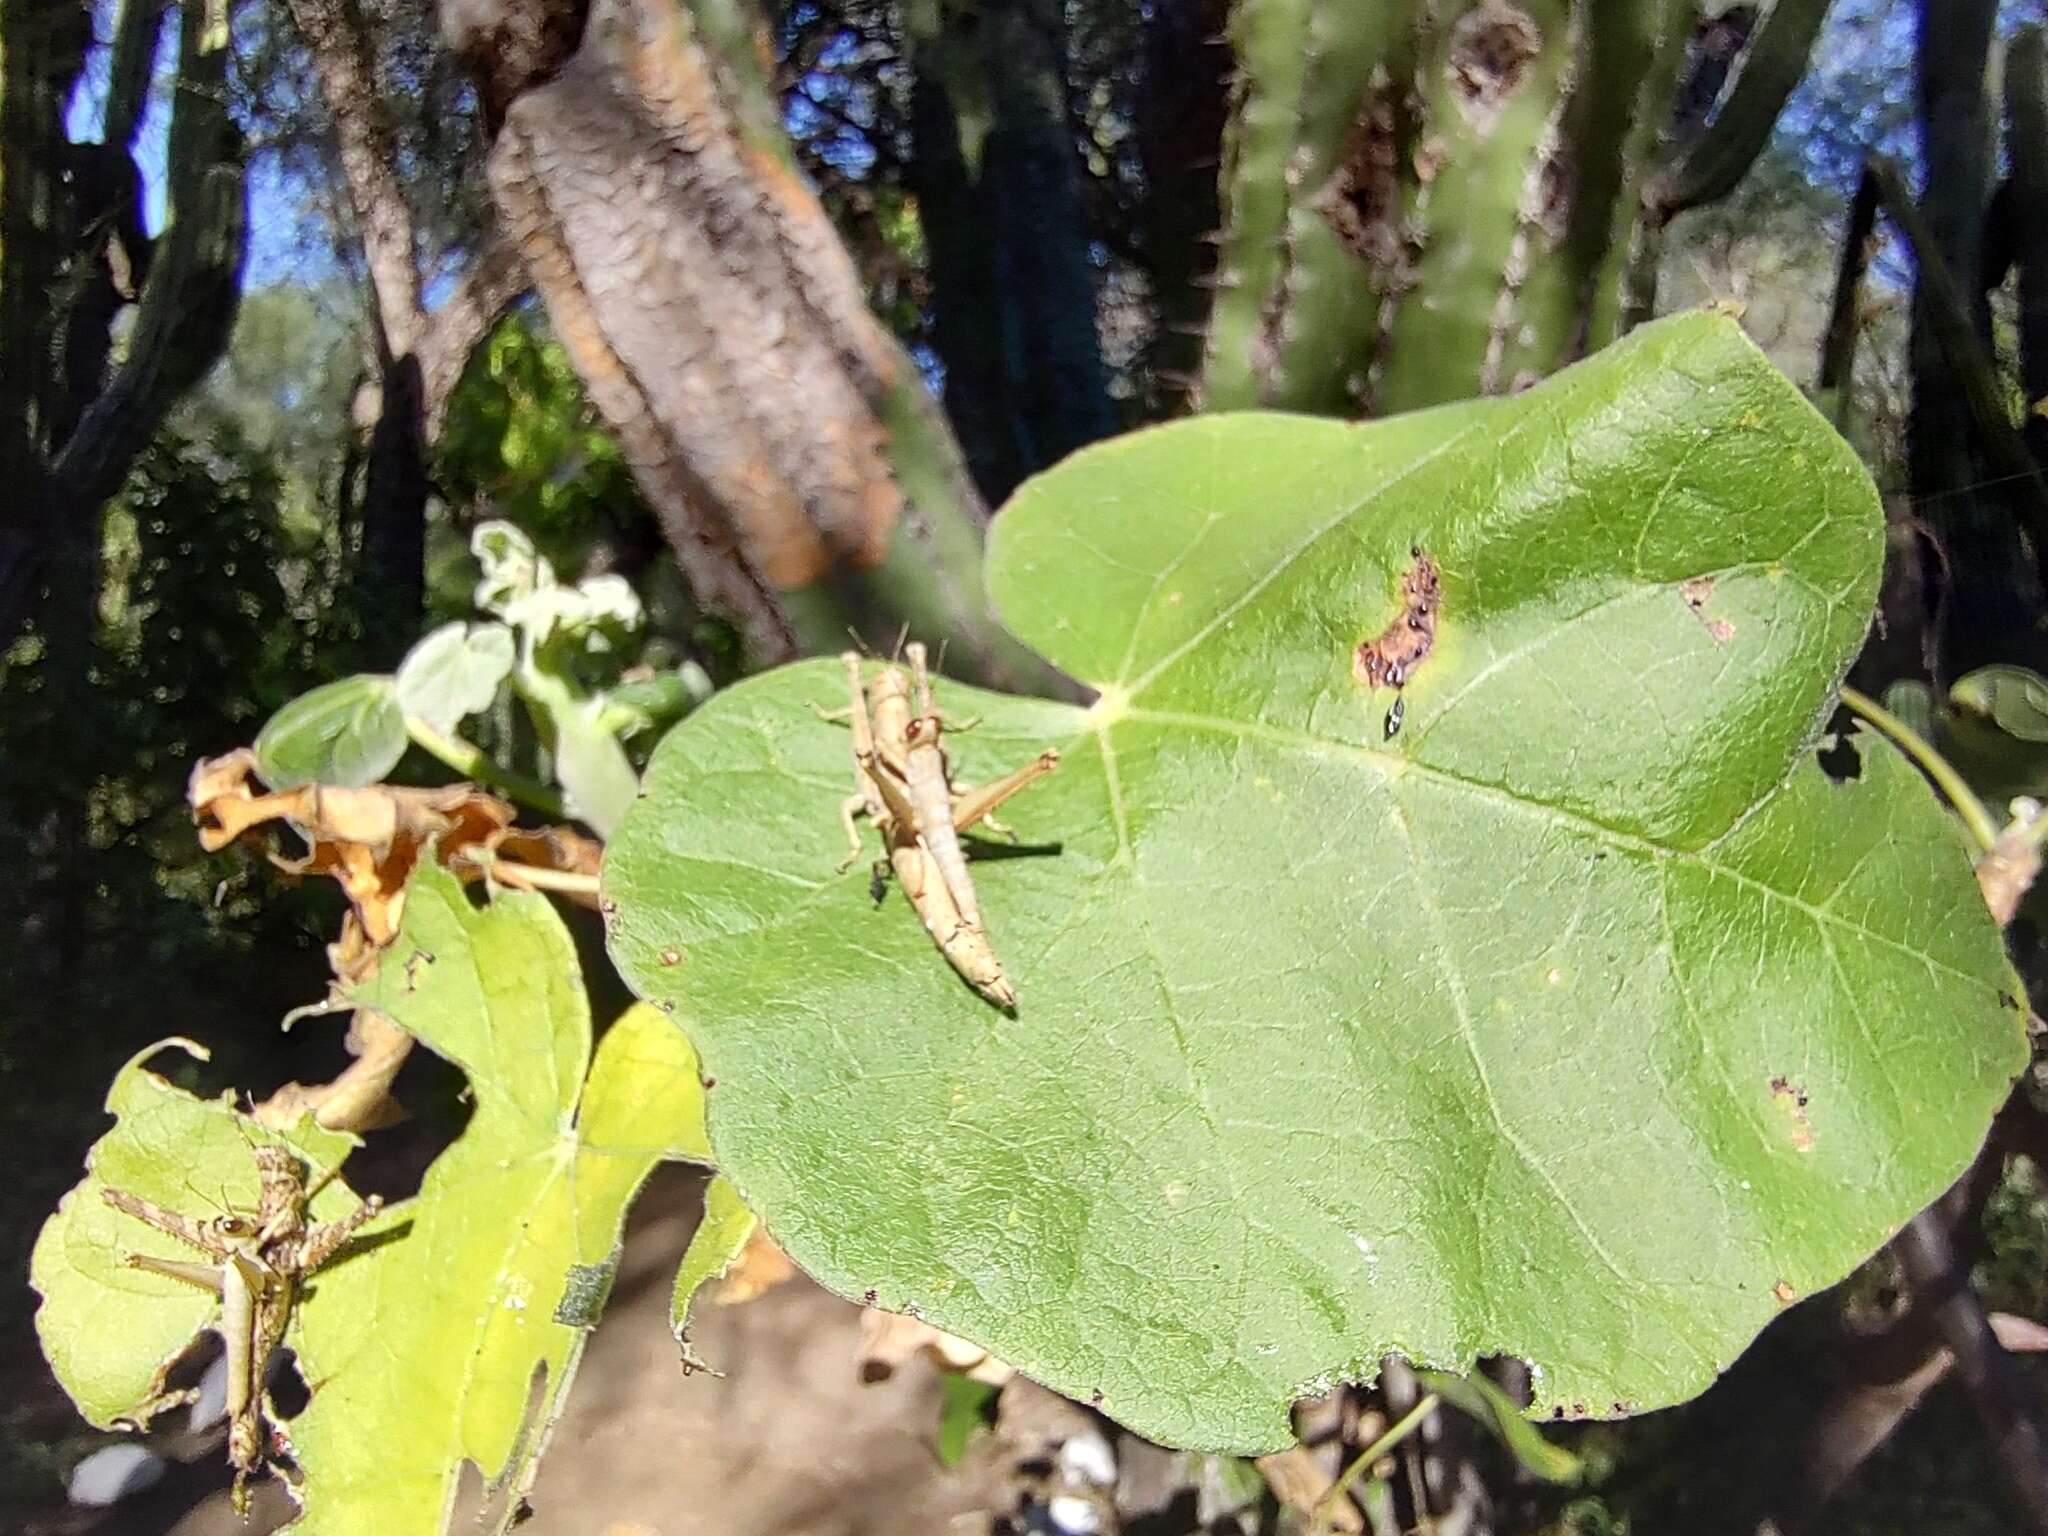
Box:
[324,1045,475,1207]
[1816,730,1862,782]
[268,1348,312,1422]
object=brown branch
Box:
[417,238,529,435]
[1892,1195,2048,1531]
[285,0,426,356]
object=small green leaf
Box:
[669,1175,757,1373]
[1415,1370,1582,1484]
[935,1374,1001,1466]
[605,313,2023,1451]
[254,675,406,789]
[1952,664,2048,742]
[597,665,714,740]
[550,703,640,838]
[394,622,516,733]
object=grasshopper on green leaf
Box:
[826,644,1058,1009]
[102,1141,382,1515]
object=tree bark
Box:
[450,0,1060,687]
[1910,0,2048,678]
[286,0,529,633]
[2006,26,2048,473]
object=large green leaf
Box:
[602,314,2024,1451]
[33,870,709,1532]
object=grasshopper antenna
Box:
[890,623,909,663]
[843,625,873,657]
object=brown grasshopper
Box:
[102,1141,382,1515]
[825,645,1058,1009]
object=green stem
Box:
[1838,684,1997,852]
[1311,1392,1440,1536]
[404,713,571,823]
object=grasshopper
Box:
[826,645,1059,1008]
[102,1141,382,1515]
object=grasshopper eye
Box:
[216,1215,252,1237]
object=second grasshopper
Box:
[102,1141,382,1515]
[829,644,1058,1009]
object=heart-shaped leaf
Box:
[254,675,407,789]
[602,314,2023,1451]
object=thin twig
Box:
[1837,684,1998,851]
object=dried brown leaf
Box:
[858,1309,1014,1385]
[713,1226,796,1306]
[1256,1446,1363,1532]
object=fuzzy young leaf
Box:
[395,622,517,733]
[603,314,2024,1451]
[1951,664,2048,743]
[547,699,640,838]
[254,675,407,789]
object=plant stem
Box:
[1312,1392,1440,1536]
[404,714,571,822]
[1837,684,1998,852]
[489,860,602,898]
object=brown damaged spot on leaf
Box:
[1679,575,1736,644]
[1769,1074,1815,1152]
[1773,1280,1798,1306]
[1354,548,1442,692]
[857,1308,1014,1387]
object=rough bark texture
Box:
[460,0,1052,684]
[286,0,530,627]
[1818,166,1878,422]
[1199,0,1804,416]
[2006,26,2048,474]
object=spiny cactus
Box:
[1199,0,1823,417]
